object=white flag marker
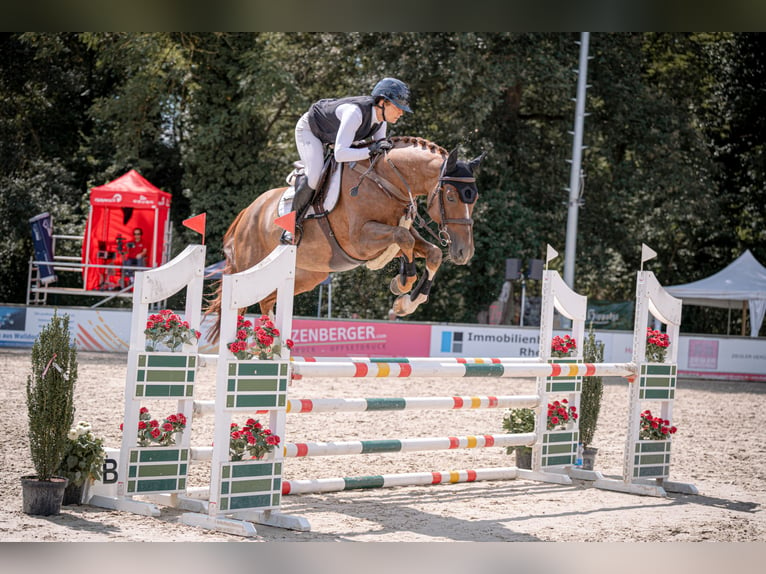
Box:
[641,243,658,270]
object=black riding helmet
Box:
[372,78,412,113]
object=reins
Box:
[349,144,475,248]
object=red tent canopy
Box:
[81,170,171,290]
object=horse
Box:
[205,135,485,342]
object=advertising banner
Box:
[430,324,542,358]
[0,306,132,351]
[586,300,635,330]
[676,336,766,382]
[289,318,431,358]
[2,305,765,381]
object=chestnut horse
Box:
[206,136,485,341]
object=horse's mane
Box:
[390,136,448,157]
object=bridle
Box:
[425,161,476,246]
[350,148,477,247]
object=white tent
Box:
[665,250,766,337]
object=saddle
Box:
[278,158,343,220]
[279,157,373,269]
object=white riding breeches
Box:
[295,112,326,190]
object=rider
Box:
[282,77,413,244]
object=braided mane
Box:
[390,136,448,157]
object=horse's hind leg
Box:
[392,231,442,316]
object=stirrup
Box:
[280,224,303,246]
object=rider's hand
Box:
[368,140,393,157]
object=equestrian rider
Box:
[282,77,413,244]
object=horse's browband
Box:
[439,176,476,184]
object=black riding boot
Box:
[281,175,315,245]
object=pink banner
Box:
[290,318,431,358]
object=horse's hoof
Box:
[389,276,411,296]
[393,293,427,316]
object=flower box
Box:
[541,429,579,467]
[215,459,282,512]
[638,363,676,400]
[125,447,189,495]
[224,360,289,410]
[546,358,582,393]
[133,352,196,399]
[632,439,671,479]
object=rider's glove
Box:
[368,140,393,158]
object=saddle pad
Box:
[278,163,343,218]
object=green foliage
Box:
[0,33,764,336]
[501,407,535,455]
[57,421,105,487]
[580,325,604,447]
[26,311,77,480]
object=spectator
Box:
[124,228,148,285]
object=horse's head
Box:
[427,148,486,265]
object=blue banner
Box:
[29,212,56,284]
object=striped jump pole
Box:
[292,356,542,364]
[291,360,635,379]
[281,467,529,495]
[285,394,540,413]
[283,432,536,458]
[176,431,536,462]
[193,394,539,417]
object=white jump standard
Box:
[86,242,696,537]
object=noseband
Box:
[427,170,476,246]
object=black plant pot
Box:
[582,447,599,471]
[21,475,68,515]
[62,481,84,505]
[515,447,532,470]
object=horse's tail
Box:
[203,208,247,344]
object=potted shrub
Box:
[579,325,604,470]
[501,408,535,469]
[229,418,281,461]
[227,314,294,360]
[57,421,105,505]
[23,311,77,515]
[144,309,201,352]
[124,407,188,447]
[633,409,678,479]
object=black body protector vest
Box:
[307,96,379,145]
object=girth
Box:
[308,161,368,271]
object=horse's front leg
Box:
[390,255,418,296]
[359,220,416,267]
[392,229,442,316]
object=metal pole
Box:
[520,278,526,327]
[563,32,590,289]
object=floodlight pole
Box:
[563,32,590,289]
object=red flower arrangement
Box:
[120,407,187,447]
[639,409,677,440]
[547,399,578,430]
[227,314,294,360]
[551,335,577,358]
[646,328,670,362]
[144,309,201,352]
[229,418,281,460]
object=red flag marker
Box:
[183,213,206,244]
[274,211,296,235]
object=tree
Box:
[1,32,764,336]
